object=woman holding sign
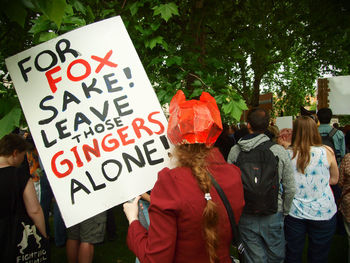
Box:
[123,90,245,263]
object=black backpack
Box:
[320,128,339,163]
[235,140,279,215]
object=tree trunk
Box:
[251,76,261,107]
[185,0,206,91]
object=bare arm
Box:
[325,146,339,185]
[23,178,48,238]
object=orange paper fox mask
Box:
[167,90,223,146]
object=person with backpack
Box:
[317,107,346,235]
[227,108,296,263]
[284,116,339,263]
[317,107,346,164]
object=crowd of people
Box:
[1,89,350,263]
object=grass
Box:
[50,206,348,263]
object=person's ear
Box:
[247,123,253,133]
[12,149,19,158]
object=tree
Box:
[1,0,350,136]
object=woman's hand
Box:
[123,196,141,225]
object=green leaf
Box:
[22,0,36,9]
[134,24,144,34]
[38,32,58,43]
[130,2,144,16]
[0,106,22,139]
[161,40,168,51]
[62,16,86,26]
[72,0,86,15]
[85,5,95,22]
[166,56,182,66]
[214,94,227,104]
[100,9,115,18]
[64,3,74,16]
[222,100,246,122]
[150,23,160,31]
[192,80,202,87]
[36,0,67,28]
[152,3,179,22]
[29,17,51,34]
[147,36,164,49]
[191,88,203,97]
[231,104,244,121]
[236,98,248,110]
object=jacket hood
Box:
[237,133,270,152]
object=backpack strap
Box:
[328,128,342,162]
[328,127,337,138]
[257,140,275,150]
[207,172,245,255]
[256,140,280,165]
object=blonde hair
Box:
[173,144,219,263]
[292,116,323,173]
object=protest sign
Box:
[5,16,172,227]
[317,76,350,115]
[276,116,293,130]
[328,76,350,115]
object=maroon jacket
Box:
[127,148,245,263]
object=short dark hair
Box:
[317,108,332,124]
[0,133,29,156]
[247,108,270,133]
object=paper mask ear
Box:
[169,90,185,114]
[167,90,223,146]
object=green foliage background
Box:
[1,0,350,137]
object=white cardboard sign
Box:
[5,16,171,227]
[327,76,350,115]
[276,116,293,130]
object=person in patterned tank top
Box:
[284,116,339,263]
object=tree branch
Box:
[179,67,209,88]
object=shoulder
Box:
[270,143,289,159]
[318,124,331,131]
[335,129,345,139]
[227,144,241,163]
[321,144,332,151]
[158,167,191,179]
[155,167,191,192]
[17,166,31,186]
[152,167,192,211]
[320,145,334,155]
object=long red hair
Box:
[173,144,219,263]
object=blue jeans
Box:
[284,214,336,263]
[238,212,285,263]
